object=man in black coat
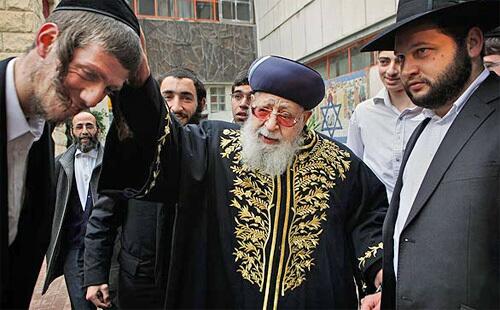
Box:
[0,0,142,307]
[360,0,500,309]
[84,68,207,309]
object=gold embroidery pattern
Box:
[281,130,351,294]
[221,129,274,290]
[358,242,383,269]
[138,111,172,197]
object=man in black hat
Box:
[0,0,142,307]
[92,52,388,308]
[484,27,500,75]
[361,0,500,309]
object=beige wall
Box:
[254,0,397,62]
[0,0,47,59]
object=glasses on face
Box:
[251,106,300,127]
[231,92,253,102]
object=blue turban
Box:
[249,56,325,110]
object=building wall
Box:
[255,0,397,62]
[141,18,257,83]
[0,0,45,59]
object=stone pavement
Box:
[29,259,71,310]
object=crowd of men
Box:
[1,0,499,309]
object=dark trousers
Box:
[118,263,165,309]
[64,247,97,310]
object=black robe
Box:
[99,76,387,309]
[0,58,55,308]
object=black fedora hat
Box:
[361,0,500,52]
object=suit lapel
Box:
[403,75,498,230]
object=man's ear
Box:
[303,110,313,124]
[35,23,59,58]
[466,26,484,59]
[199,97,207,111]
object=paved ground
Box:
[29,259,72,310]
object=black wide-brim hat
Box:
[362,0,500,52]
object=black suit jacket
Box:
[0,58,55,308]
[381,73,500,309]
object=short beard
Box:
[30,57,72,124]
[405,41,472,110]
[74,135,99,153]
[240,122,303,176]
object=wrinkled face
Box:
[32,43,129,123]
[395,24,472,110]
[72,111,99,153]
[248,92,309,145]
[484,54,500,76]
[240,92,310,176]
[378,51,404,92]
[231,84,252,125]
[161,76,198,125]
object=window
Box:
[329,53,349,78]
[131,0,219,21]
[308,39,376,80]
[210,86,226,112]
[221,0,253,22]
[350,46,372,72]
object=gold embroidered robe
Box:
[99,77,388,309]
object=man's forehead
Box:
[234,84,252,92]
[395,22,440,50]
[73,112,96,124]
[161,76,196,91]
[255,92,301,109]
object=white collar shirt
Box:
[74,147,98,210]
[6,58,46,245]
[347,88,424,202]
[393,69,490,276]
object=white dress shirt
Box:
[347,88,424,201]
[74,148,98,210]
[6,58,46,245]
[393,69,490,276]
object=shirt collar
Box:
[75,147,98,159]
[422,68,490,120]
[6,58,45,142]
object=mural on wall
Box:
[316,70,369,143]
[140,19,256,83]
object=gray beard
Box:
[75,136,99,153]
[240,122,303,176]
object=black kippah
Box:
[53,0,140,36]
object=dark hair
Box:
[231,70,249,93]
[485,37,500,56]
[46,10,142,80]
[157,67,207,124]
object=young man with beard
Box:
[42,111,116,310]
[0,0,142,307]
[92,54,388,308]
[360,0,500,309]
[347,51,423,202]
[230,70,253,125]
[83,69,206,309]
[159,68,207,125]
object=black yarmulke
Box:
[249,56,325,111]
[53,0,140,36]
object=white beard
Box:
[240,121,303,176]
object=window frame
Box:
[130,0,220,22]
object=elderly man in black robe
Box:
[92,54,387,309]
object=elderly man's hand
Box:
[360,292,381,310]
[86,283,111,308]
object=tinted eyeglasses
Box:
[251,106,300,127]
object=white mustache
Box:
[257,127,282,140]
